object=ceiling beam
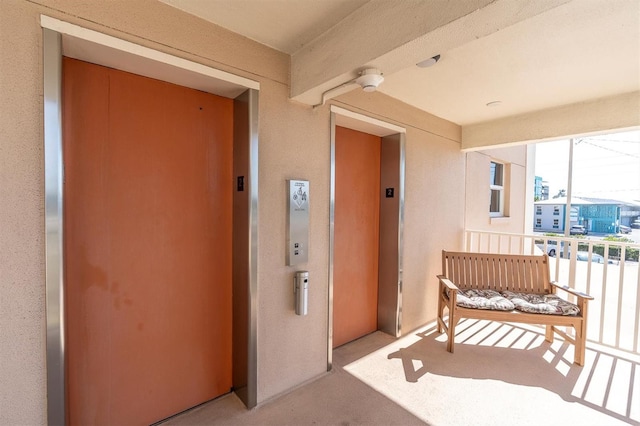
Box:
[461,91,640,151]
[291,0,572,106]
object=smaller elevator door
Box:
[333,126,381,348]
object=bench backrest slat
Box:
[442,250,550,294]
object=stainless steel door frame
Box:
[43,22,260,424]
[43,28,65,426]
[232,89,260,409]
[378,133,405,337]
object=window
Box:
[536,206,542,215]
[489,161,504,216]
[553,206,560,216]
[535,218,541,228]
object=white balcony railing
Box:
[465,230,640,355]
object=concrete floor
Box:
[163,320,640,426]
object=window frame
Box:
[489,161,505,217]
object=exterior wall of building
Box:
[577,205,620,233]
[534,204,566,232]
[533,176,549,201]
[534,201,630,234]
[621,205,640,226]
[0,0,501,423]
[465,145,529,234]
[534,176,542,200]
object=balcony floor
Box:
[163,320,640,426]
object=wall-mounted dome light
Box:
[312,68,385,109]
[417,54,441,68]
[355,68,384,92]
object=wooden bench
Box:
[437,250,593,365]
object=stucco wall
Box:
[464,145,529,234]
[0,0,468,423]
[0,3,47,424]
[255,77,332,400]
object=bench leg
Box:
[574,319,587,366]
[446,314,458,353]
[572,301,589,366]
[437,292,444,334]
[545,325,554,343]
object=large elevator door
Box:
[333,126,381,348]
[63,58,233,425]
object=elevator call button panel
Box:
[287,179,309,265]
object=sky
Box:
[535,130,640,202]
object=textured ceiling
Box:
[160,0,640,126]
[380,0,640,125]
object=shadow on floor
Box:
[163,331,428,426]
[385,319,639,425]
[164,320,639,426]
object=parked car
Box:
[536,243,619,264]
[576,251,618,264]
[619,225,631,234]
[631,221,640,229]
[569,225,587,235]
[536,243,565,257]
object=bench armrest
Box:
[437,275,459,292]
[550,281,594,301]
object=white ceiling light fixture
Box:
[355,68,384,92]
[416,54,440,68]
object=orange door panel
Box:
[333,126,381,348]
[63,58,233,425]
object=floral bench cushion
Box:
[456,289,581,316]
[456,289,515,311]
[502,291,580,316]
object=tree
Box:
[553,189,566,199]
